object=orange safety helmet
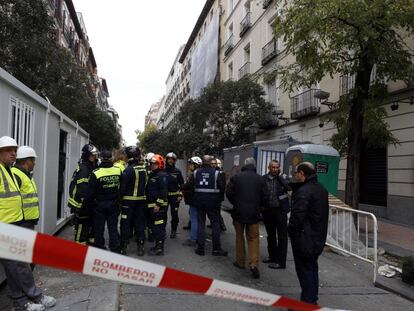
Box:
[150,154,165,170]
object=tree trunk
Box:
[345,61,373,209]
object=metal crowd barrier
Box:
[326,204,378,283]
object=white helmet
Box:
[16,146,37,159]
[166,152,177,160]
[145,152,155,163]
[190,156,202,166]
[0,136,18,149]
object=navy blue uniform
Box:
[146,170,168,242]
[164,165,184,233]
[86,162,122,252]
[190,166,225,251]
[68,161,96,245]
[120,161,148,246]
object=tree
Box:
[273,0,414,208]
[0,0,121,149]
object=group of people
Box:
[0,134,329,308]
[0,136,56,311]
[68,144,189,256]
[226,157,329,305]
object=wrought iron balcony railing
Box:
[224,34,234,56]
[239,62,251,79]
[240,12,252,37]
[262,38,278,65]
[290,89,321,120]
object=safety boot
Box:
[149,240,164,256]
[170,224,178,239]
[137,240,145,256]
[120,240,128,255]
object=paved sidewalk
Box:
[377,219,414,258]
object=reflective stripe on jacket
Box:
[0,164,24,223]
[12,167,39,221]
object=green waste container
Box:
[284,144,340,195]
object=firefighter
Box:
[120,146,148,255]
[0,136,56,311]
[86,150,122,252]
[146,154,168,255]
[11,146,40,230]
[164,152,184,238]
[68,144,99,245]
[144,152,155,241]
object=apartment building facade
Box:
[145,102,161,129]
[45,0,112,113]
[220,0,414,225]
[157,0,220,129]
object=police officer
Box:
[189,155,227,256]
[68,144,98,245]
[146,154,168,256]
[113,148,127,172]
[0,136,56,311]
[12,146,39,230]
[86,150,122,253]
[164,152,184,238]
[120,146,148,255]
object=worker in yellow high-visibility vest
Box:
[11,146,40,230]
[0,136,56,311]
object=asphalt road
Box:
[1,204,413,311]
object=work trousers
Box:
[189,206,198,241]
[120,201,146,242]
[263,208,288,266]
[93,201,120,252]
[74,214,93,245]
[0,222,42,307]
[167,196,180,231]
[197,201,221,250]
[293,251,320,305]
[150,207,167,241]
[233,221,260,268]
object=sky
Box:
[73,0,206,145]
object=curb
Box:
[375,276,414,303]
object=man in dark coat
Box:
[288,162,329,305]
[226,158,268,279]
[262,160,291,269]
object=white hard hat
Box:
[145,152,155,162]
[16,146,37,159]
[166,152,177,160]
[190,156,202,165]
[0,136,18,149]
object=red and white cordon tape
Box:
[0,223,336,311]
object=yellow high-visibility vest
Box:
[114,161,126,173]
[0,163,24,223]
[12,167,40,221]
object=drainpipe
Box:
[40,97,51,233]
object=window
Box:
[228,0,234,11]
[266,81,279,108]
[9,96,35,146]
[244,43,251,62]
[228,23,233,38]
[228,62,233,80]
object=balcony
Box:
[63,28,71,45]
[240,12,252,37]
[48,0,55,10]
[239,62,251,79]
[340,74,355,97]
[262,38,278,65]
[263,0,273,9]
[224,34,234,56]
[290,89,321,120]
